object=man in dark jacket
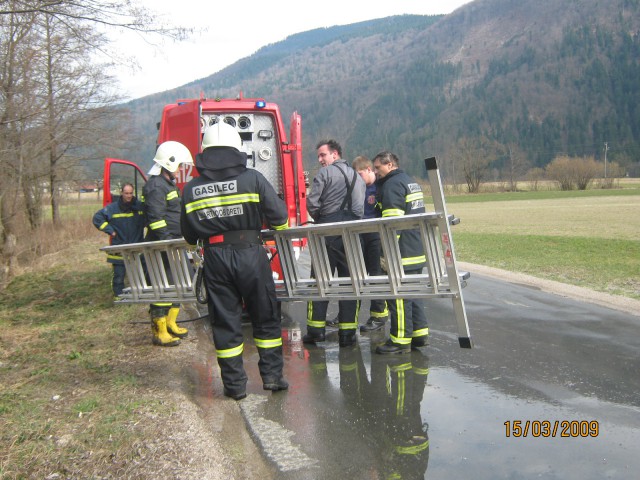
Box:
[372,151,429,354]
[303,139,366,348]
[180,122,290,400]
[93,183,145,298]
[143,141,194,347]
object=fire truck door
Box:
[289,111,305,226]
[157,100,200,187]
[102,158,147,207]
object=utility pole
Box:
[604,142,609,178]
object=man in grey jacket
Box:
[303,139,366,348]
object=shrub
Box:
[545,155,601,190]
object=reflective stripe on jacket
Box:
[375,168,426,270]
[92,198,145,264]
[180,168,289,245]
[143,175,182,241]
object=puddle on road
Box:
[184,316,640,479]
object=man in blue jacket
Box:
[93,183,145,299]
[352,155,389,332]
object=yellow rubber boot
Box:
[166,307,188,338]
[151,316,181,347]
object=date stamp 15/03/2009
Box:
[504,420,599,438]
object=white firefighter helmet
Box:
[202,121,242,151]
[148,141,194,175]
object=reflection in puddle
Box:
[261,325,430,479]
[187,320,640,479]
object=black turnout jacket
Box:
[375,168,427,271]
[180,147,288,244]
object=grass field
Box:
[441,189,640,299]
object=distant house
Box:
[79,185,98,193]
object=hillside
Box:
[103,0,640,181]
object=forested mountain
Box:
[107,0,640,181]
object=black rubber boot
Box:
[223,388,247,400]
[303,327,326,345]
[263,377,289,391]
[376,339,411,355]
[411,335,429,349]
[218,356,247,400]
[338,331,356,347]
[360,317,386,332]
[326,315,339,327]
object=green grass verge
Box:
[0,241,176,478]
[455,232,640,299]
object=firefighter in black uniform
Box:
[180,121,289,400]
[143,141,194,347]
[372,151,429,354]
[93,183,145,299]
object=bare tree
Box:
[37,11,128,224]
[0,6,41,284]
[598,161,624,189]
[0,1,188,39]
[525,167,545,191]
[573,156,600,190]
[0,0,190,286]
[545,156,574,190]
[451,136,497,193]
[505,143,529,192]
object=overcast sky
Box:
[112,0,471,100]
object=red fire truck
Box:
[101,96,473,348]
[103,93,308,278]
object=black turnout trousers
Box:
[203,243,283,394]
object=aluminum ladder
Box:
[100,157,473,348]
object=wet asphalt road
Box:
[192,272,640,479]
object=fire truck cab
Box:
[103,94,308,276]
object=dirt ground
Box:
[132,306,276,480]
[146,264,639,479]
